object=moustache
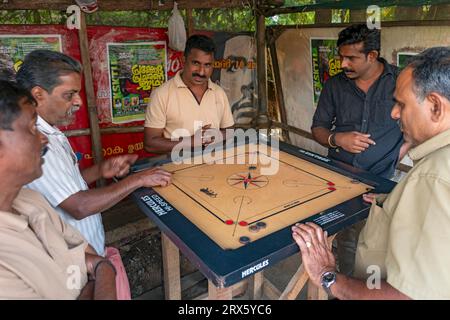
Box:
[192,73,206,79]
[67,105,81,116]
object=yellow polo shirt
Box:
[0,189,88,299]
[355,129,450,299]
[144,71,234,139]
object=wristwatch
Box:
[320,271,337,296]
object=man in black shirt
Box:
[311,24,410,276]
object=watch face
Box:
[323,272,336,283]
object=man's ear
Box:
[30,86,46,103]
[367,50,379,63]
[426,92,445,123]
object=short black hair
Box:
[337,24,380,57]
[407,47,450,102]
[184,35,216,57]
[16,49,82,93]
[0,80,36,131]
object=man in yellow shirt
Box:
[292,47,450,299]
[144,35,234,154]
[0,80,115,299]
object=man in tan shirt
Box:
[291,47,450,299]
[144,35,235,154]
[0,80,115,299]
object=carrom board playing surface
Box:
[152,143,373,250]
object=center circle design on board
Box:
[227,172,269,190]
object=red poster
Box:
[86,26,183,128]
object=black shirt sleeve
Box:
[311,79,335,130]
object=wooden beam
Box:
[186,8,194,37]
[208,280,233,300]
[0,0,247,11]
[256,10,269,125]
[248,272,264,300]
[279,263,309,300]
[65,126,144,137]
[161,233,182,300]
[271,121,314,140]
[349,9,366,23]
[262,278,282,300]
[315,9,332,24]
[78,12,104,179]
[268,41,290,143]
[307,281,328,300]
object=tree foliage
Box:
[1,4,450,28]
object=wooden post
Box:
[268,38,290,143]
[315,9,332,24]
[78,12,103,181]
[248,271,264,300]
[307,281,328,300]
[256,8,269,125]
[161,233,181,300]
[279,263,309,300]
[350,9,366,23]
[186,8,194,37]
[208,281,233,300]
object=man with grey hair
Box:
[0,80,116,299]
[16,50,171,299]
[292,46,450,299]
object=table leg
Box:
[307,280,328,300]
[248,271,264,300]
[208,281,233,300]
[161,233,181,300]
[279,263,309,300]
[279,234,337,300]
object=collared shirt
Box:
[0,189,88,299]
[312,59,403,178]
[26,116,105,256]
[144,70,235,139]
[354,129,450,299]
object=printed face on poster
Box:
[107,41,167,124]
[310,38,342,106]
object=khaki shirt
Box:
[355,129,450,299]
[144,71,235,139]
[0,189,88,299]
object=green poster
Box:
[310,38,342,106]
[0,35,62,72]
[107,41,167,124]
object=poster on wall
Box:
[397,52,417,69]
[0,35,62,72]
[212,33,257,125]
[310,38,341,106]
[107,41,167,124]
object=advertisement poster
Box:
[397,52,417,69]
[212,33,257,125]
[310,38,341,106]
[0,35,62,72]
[107,41,167,124]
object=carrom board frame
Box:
[132,141,396,288]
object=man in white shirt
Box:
[16,50,171,298]
[0,80,116,299]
